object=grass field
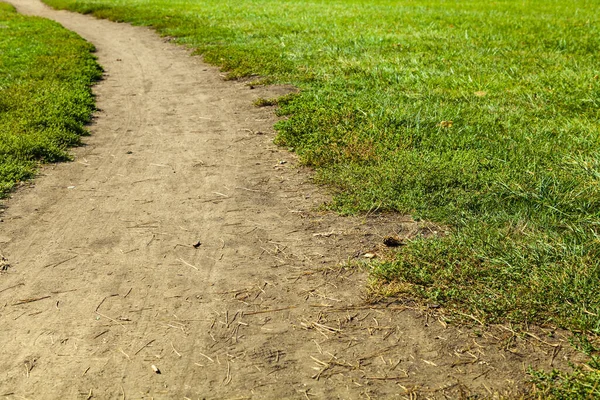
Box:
[37,0,600,394]
[0,2,101,197]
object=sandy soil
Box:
[0,1,578,398]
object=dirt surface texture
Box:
[0,1,578,398]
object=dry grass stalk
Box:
[134,339,155,355]
[178,258,198,270]
[0,282,24,294]
[95,293,119,312]
[13,296,51,306]
[310,355,358,380]
[223,361,232,385]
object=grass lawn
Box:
[39,0,600,395]
[0,2,101,197]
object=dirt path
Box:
[0,1,575,398]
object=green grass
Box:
[530,336,600,398]
[0,2,101,197]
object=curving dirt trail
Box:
[0,1,576,398]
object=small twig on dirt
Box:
[0,282,24,294]
[231,323,241,344]
[86,389,93,400]
[253,282,268,300]
[310,355,328,367]
[472,369,492,381]
[198,352,215,363]
[223,361,232,385]
[13,296,51,306]
[524,331,560,348]
[120,248,139,254]
[312,322,341,333]
[13,311,26,321]
[171,342,182,357]
[243,306,296,316]
[119,348,131,360]
[389,358,402,372]
[123,287,132,298]
[126,222,159,229]
[313,340,323,354]
[134,339,156,355]
[120,385,125,400]
[150,163,173,169]
[178,258,198,270]
[213,288,250,295]
[51,289,78,295]
[165,323,186,333]
[366,375,408,380]
[451,358,478,367]
[383,328,395,341]
[146,234,155,247]
[310,355,357,380]
[93,330,109,339]
[227,311,240,328]
[550,345,561,366]
[24,358,36,378]
[95,311,127,328]
[43,255,77,269]
[95,294,119,312]
[82,367,90,376]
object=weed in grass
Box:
[254,93,298,107]
[0,3,101,197]
[254,97,279,107]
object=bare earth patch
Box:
[0,1,578,398]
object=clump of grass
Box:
[0,2,102,197]
[530,336,600,399]
[253,97,279,107]
[254,93,297,107]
